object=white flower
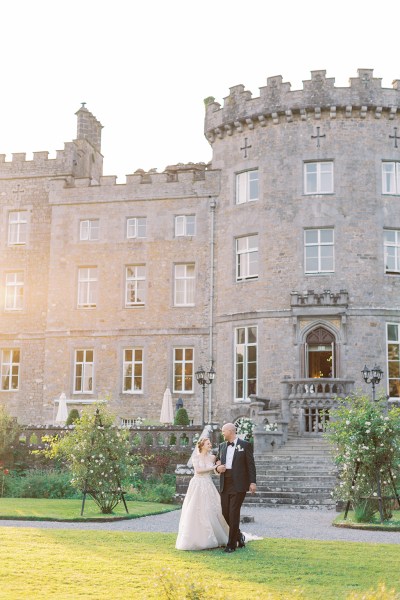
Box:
[365,421,371,426]
[373,492,377,497]
[365,430,370,434]
[346,420,350,425]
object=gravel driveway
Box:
[0,507,399,544]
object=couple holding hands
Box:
[176,422,257,553]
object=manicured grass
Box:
[334,510,400,531]
[0,497,179,521]
[0,529,398,599]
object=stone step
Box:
[256,475,337,483]
[243,497,335,507]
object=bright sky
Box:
[1,0,399,182]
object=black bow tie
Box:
[227,442,235,447]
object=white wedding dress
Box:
[176,452,229,551]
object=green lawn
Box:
[0,497,179,521]
[334,510,400,531]
[0,529,398,599]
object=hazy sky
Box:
[1,0,400,181]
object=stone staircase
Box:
[244,435,337,509]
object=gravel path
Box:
[0,508,399,544]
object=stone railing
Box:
[17,424,219,450]
[281,378,354,435]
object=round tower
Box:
[206,69,400,432]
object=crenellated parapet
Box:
[49,162,220,203]
[204,69,400,143]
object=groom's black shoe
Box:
[237,533,246,548]
[224,546,236,553]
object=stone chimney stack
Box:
[75,103,103,152]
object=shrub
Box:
[42,405,144,513]
[66,409,80,426]
[174,408,189,426]
[2,469,79,499]
[325,393,400,522]
[126,474,176,504]
[0,404,20,464]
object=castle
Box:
[1,69,399,434]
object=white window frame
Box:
[236,170,259,204]
[174,264,195,306]
[5,272,24,311]
[74,349,94,393]
[175,215,196,237]
[173,347,194,393]
[236,235,259,281]
[0,349,20,391]
[8,211,28,245]
[77,267,98,308]
[304,162,334,195]
[387,323,400,399]
[234,326,257,401]
[127,217,147,239]
[123,348,143,393]
[79,219,99,241]
[382,162,400,195]
[384,229,400,274]
[304,228,335,274]
[125,265,146,307]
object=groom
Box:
[215,422,257,553]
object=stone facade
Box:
[1,70,400,431]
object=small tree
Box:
[174,408,189,426]
[65,409,80,426]
[0,404,20,464]
[325,394,400,521]
[46,405,143,513]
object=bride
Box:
[175,437,229,551]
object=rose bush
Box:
[325,394,400,521]
[44,405,143,513]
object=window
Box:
[236,235,258,281]
[1,349,20,391]
[384,229,400,273]
[174,264,195,306]
[235,327,257,401]
[79,219,99,241]
[5,272,24,310]
[175,215,196,237]
[125,266,146,307]
[304,229,334,274]
[236,170,259,204]
[382,162,400,195]
[173,348,194,393]
[304,162,333,194]
[123,348,143,392]
[74,349,93,393]
[387,324,400,398]
[127,217,146,239]
[8,211,28,245]
[77,267,97,308]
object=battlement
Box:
[0,106,103,179]
[205,69,400,142]
[49,162,220,204]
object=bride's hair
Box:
[197,437,209,452]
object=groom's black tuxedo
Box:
[217,438,256,493]
[216,438,256,550]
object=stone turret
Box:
[75,103,103,152]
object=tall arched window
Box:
[305,327,335,378]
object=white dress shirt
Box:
[225,437,238,469]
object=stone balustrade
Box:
[18,424,219,449]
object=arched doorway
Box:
[305,327,335,379]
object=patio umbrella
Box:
[55,392,68,425]
[160,387,174,425]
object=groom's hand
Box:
[217,464,226,473]
[249,483,256,495]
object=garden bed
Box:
[333,511,400,531]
